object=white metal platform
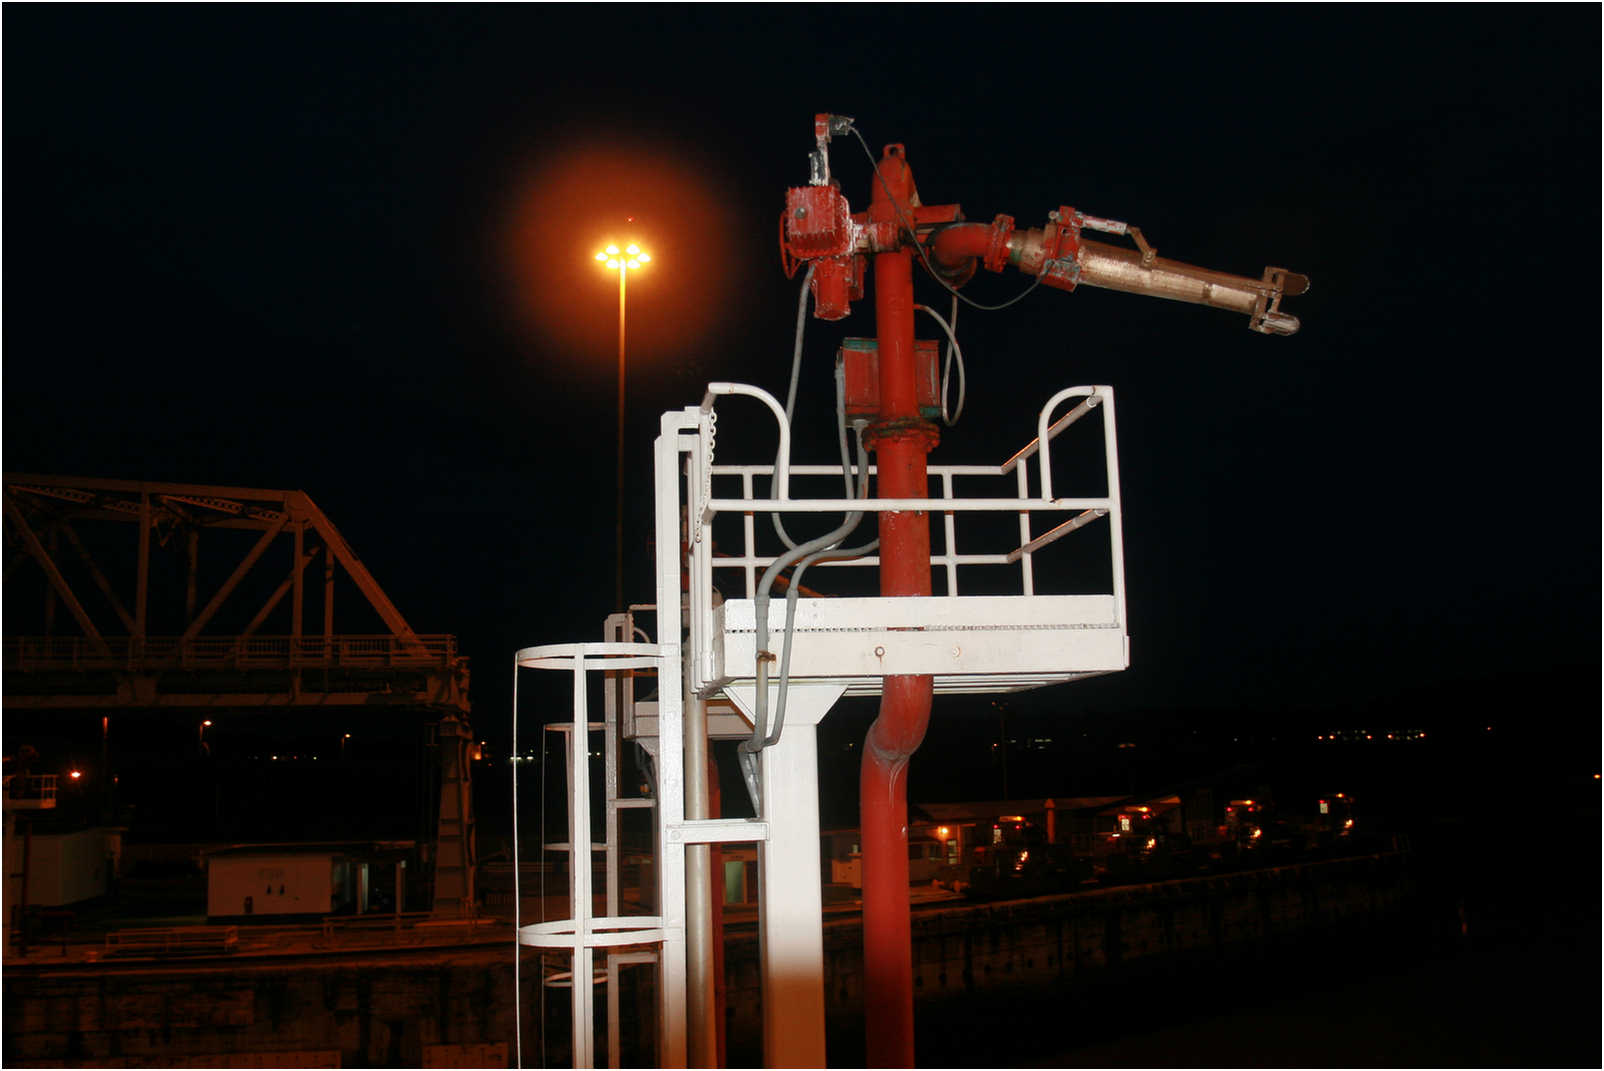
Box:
[712,593,1125,695]
[514,380,1130,1069]
[686,383,1129,700]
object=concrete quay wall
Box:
[726,851,1413,1045]
[2,948,522,1068]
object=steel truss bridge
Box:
[2,474,476,915]
[2,475,467,712]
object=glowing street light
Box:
[593,240,651,611]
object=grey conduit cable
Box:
[738,365,877,813]
[916,300,968,427]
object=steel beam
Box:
[3,496,108,653]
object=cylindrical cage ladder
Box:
[514,642,665,1070]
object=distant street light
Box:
[593,241,651,611]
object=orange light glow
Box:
[936,826,951,839]
[69,770,82,780]
[501,144,736,374]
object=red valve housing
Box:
[810,255,864,320]
[784,185,854,258]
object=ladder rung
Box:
[668,818,769,844]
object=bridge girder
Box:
[2,475,468,715]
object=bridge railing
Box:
[4,634,459,673]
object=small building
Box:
[820,830,946,890]
[206,841,413,919]
[4,772,124,915]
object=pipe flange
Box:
[861,417,941,453]
[983,214,1015,274]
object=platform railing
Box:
[4,634,459,673]
[684,384,1128,698]
[103,925,238,956]
[695,384,1124,605]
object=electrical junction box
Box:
[837,338,943,421]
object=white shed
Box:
[206,846,349,918]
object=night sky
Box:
[5,8,1599,783]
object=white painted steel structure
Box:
[513,382,1128,1068]
[688,383,1129,699]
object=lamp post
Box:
[593,242,651,611]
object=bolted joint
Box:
[861,417,940,454]
[855,217,903,253]
[1041,204,1084,267]
[983,214,1016,274]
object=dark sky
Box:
[5,7,1598,758]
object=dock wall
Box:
[727,851,1413,1054]
[6,853,1410,1067]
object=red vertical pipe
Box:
[860,144,938,1069]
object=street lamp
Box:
[594,241,651,611]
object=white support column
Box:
[570,660,596,1070]
[683,680,717,1068]
[603,613,626,919]
[652,414,695,1068]
[723,682,844,1070]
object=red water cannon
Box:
[781,113,1309,334]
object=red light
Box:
[69,770,82,780]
